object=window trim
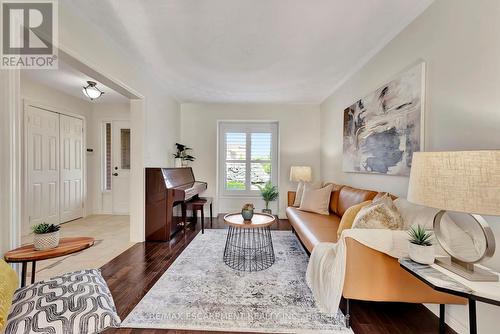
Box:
[102,122,112,192]
[218,121,278,197]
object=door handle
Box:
[113,173,118,176]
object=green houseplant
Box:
[257,182,279,214]
[408,225,435,265]
[32,223,61,250]
[173,143,195,167]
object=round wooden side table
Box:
[4,237,95,287]
[223,212,276,271]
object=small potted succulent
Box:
[257,182,279,214]
[32,223,61,250]
[241,203,255,221]
[408,225,435,265]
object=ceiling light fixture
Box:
[82,81,104,100]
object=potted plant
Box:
[257,182,279,215]
[408,225,435,265]
[173,143,195,167]
[241,203,255,221]
[32,223,61,250]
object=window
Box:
[219,122,278,196]
[103,122,112,191]
[120,128,131,169]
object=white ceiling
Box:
[64,0,433,104]
[22,60,129,103]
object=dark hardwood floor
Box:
[102,216,455,334]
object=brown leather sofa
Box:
[286,184,466,313]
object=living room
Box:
[1,1,500,334]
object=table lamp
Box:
[407,151,500,281]
[290,166,312,183]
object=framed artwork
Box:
[343,62,425,176]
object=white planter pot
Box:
[408,242,435,265]
[174,158,182,168]
[34,231,60,251]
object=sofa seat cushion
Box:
[6,269,120,334]
[286,207,340,252]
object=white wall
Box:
[58,3,180,167]
[320,0,500,333]
[20,75,93,118]
[180,103,321,218]
[87,103,130,214]
[57,4,180,242]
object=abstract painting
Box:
[343,63,425,176]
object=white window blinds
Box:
[219,122,278,196]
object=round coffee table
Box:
[223,212,276,271]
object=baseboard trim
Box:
[425,303,468,334]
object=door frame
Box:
[0,70,22,256]
[98,118,131,215]
[23,100,87,233]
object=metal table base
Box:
[223,225,275,271]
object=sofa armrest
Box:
[343,237,466,304]
[287,191,296,207]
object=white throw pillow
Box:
[298,183,333,215]
[394,198,439,230]
[293,181,321,207]
[352,195,403,230]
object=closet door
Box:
[60,114,84,222]
[26,106,60,229]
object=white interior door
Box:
[60,114,84,222]
[112,121,130,214]
[26,106,60,231]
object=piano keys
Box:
[145,167,208,241]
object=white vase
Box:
[408,242,435,265]
[34,231,60,251]
[174,158,182,168]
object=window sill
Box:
[219,194,262,199]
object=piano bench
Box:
[186,197,213,233]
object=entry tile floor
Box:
[21,214,134,282]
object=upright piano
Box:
[145,167,207,241]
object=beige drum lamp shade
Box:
[408,151,500,281]
[289,166,312,183]
[407,151,500,215]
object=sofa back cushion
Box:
[327,183,344,215]
[337,186,378,216]
[0,259,18,330]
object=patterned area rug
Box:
[122,230,352,333]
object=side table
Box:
[4,237,95,287]
[223,212,276,272]
[400,258,500,334]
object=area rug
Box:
[122,230,352,333]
